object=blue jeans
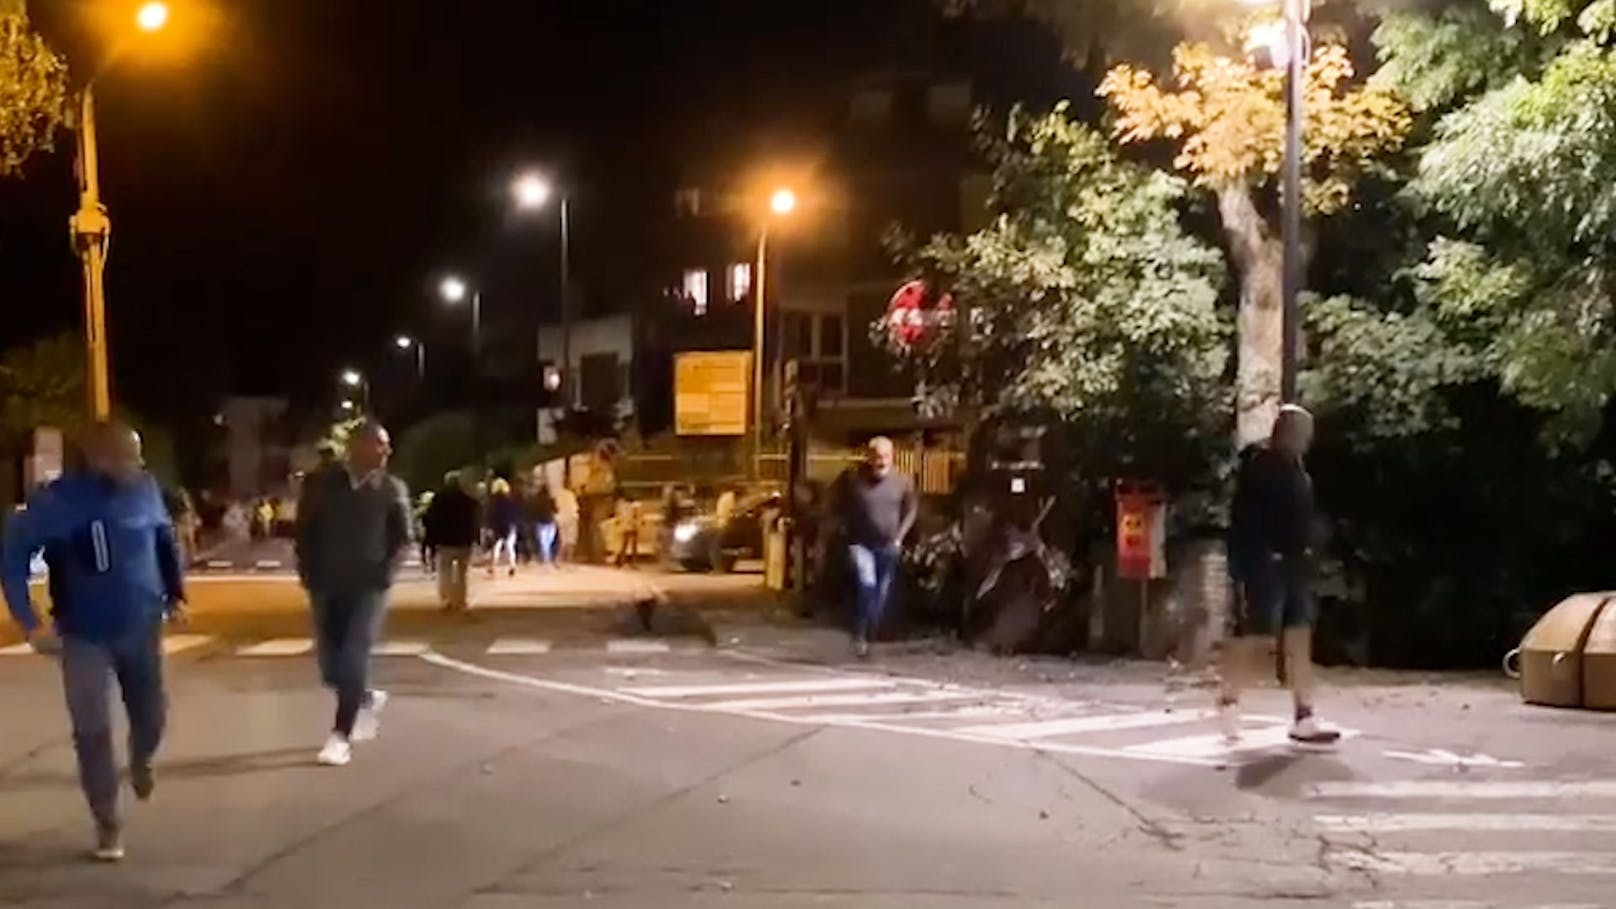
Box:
[535,522,558,564]
[1235,553,1316,636]
[310,590,386,738]
[61,622,166,828]
[848,543,899,641]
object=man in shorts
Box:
[1220,405,1339,747]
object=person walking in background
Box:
[614,492,641,568]
[1220,404,1340,747]
[423,472,479,612]
[415,491,436,575]
[555,483,580,565]
[832,436,917,659]
[529,481,560,567]
[484,479,520,578]
[1,422,187,862]
[294,421,412,768]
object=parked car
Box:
[666,491,780,572]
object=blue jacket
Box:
[2,472,185,641]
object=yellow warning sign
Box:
[675,351,752,436]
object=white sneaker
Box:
[1216,701,1242,745]
[352,690,388,743]
[316,734,352,767]
[1288,715,1342,746]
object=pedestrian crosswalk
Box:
[598,664,1345,768]
[1311,778,1616,900]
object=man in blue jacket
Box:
[2,422,186,862]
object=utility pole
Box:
[1279,0,1307,403]
[71,85,112,420]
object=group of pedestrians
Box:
[1,409,1338,863]
[2,420,413,861]
[418,471,576,612]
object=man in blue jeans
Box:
[2,422,186,862]
[833,437,917,658]
[294,421,412,767]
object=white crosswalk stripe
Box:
[1311,777,1616,892]
[237,638,315,657]
[161,634,213,655]
[486,637,552,655]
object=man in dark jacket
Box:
[423,471,480,611]
[2,422,186,861]
[1220,404,1338,747]
[294,421,411,767]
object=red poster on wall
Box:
[1115,481,1167,580]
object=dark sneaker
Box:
[130,763,155,801]
[92,824,124,862]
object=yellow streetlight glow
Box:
[395,335,413,349]
[136,2,170,33]
[513,173,553,211]
[440,276,467,303]
[341,369,362,388]
[769,188,798,216]
[340,399,356,411]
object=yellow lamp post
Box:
[71,1,174,420]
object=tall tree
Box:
[885,106,1230,487]
[0,0,67,177]
[1099,41,1411,444]
[1376,0,1616,445]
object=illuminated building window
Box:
[682,268,709,315]
[728,263,752,302]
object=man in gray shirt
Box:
[294,421,412,767]
[833,436,917,658]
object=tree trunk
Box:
[1218,184,1284,450]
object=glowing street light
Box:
[136,2,170,33]
[511,170,574,408]
[439,273,481,356]
[341,369,363,388]
[1241,0,1309,405]
[74,0,183,419]
[395,335,425,377]
[340,399,356,412]
[753,185,799,477]
[512,172,553,211]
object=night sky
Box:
[0,0,1068,429]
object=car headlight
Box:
[673,522,699,543]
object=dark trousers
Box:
[310,590,386,738]
[61,622,166,829]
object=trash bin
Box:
[764,521,787,591]
[1509,592,1614,708]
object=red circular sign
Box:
[885,280,955,352]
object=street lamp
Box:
[340,368,369,412]
[1243,0,1309,404]
[440,274,482,358]
[72,2,175,419]
[512,170,573,408]
[395,335,425,378]
[754,186,798,478]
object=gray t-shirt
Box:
[835,467,917,548]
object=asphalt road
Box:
[3,587,1615,908]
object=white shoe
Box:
[316,734,352,767]
[1216,701,1242,745]
[352,690,388,743]
[1288,715,1341,746]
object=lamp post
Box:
[513,172,572,407]
[753,188,798,479]
[71,1,172,420]
[395,335,425,378]
[1244,0,1309,404]
[439,275,481,359]
[340,368,368,412]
